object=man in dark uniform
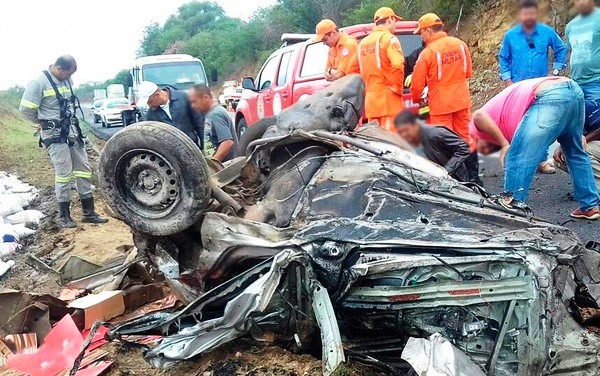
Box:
[137,81,205,150]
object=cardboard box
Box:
[68,291,125,329]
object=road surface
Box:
[479,154,597,244]
[81,104,122,141]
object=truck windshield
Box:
[142,62,207,90]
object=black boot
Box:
[58,202,77,228]
[81,197,109,224]
[465,151,485,187]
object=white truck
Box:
[129,54,210,107]
[93,89,107,101]
[219,80,242,110]
[106,84,126,99]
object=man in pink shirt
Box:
[471,77,599,219]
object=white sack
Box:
[6,210,45,225]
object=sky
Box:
[0,0,276,89]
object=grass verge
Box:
[0,95,53,187]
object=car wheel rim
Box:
[115,149,181,219]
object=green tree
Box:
[111,70,132,86]
[138,22,162,56]
[343,0,419,25]
[312,0,362,25]
[135,0,483,83]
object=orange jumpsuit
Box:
[410,32,475,150]
[327,32,360,76]
[358,26,405,131]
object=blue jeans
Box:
[505,81,599,210]
[580,80,600,133]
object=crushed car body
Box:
[99,75,600,375]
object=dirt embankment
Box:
[460,0,573,108]
[0,102,133,297]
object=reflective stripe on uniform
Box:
[460,44,467,73]
[55,174,73,183]
[357,44,363,71]
[42,87,70,98]
[73,171,92,179]
[20,99,39,109]
[375,39,382,69]
[436,51,442,80]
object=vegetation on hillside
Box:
[0,90,52,186]
[138,0,483,80]
[75,69,130,100]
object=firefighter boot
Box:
[58,202,77,229]
[81,197,109,224]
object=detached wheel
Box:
[99,121,211,236]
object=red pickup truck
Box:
[234,21,422,137]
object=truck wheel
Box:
[99,121,211,236]
[236,117,248,139]
[238,116,276,156]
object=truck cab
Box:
[235,21,422,137]
[130,54,209,107]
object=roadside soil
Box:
[1,105,380,375]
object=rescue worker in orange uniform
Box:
[410,13,483,185]
[314,19,360,81]
[358,7,405,131]
[410,13,473,146]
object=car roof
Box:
[133,54,199,66]
[277,20,418,50]
[266,20,419,62]
[342,20,419,38]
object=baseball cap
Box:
[137,81,159,107]
[414,13,444,34]
[314,19,337,42]
[374,7,402,23]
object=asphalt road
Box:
[79,105,597,244]
[479,154,598,244]
[81,104,122,141]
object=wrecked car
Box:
[99,75,600,375]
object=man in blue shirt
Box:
[566,0,600,134]
[499,0,567,86]
[498,0,567,174]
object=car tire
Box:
[99,121,211,236]
[236,117,248,140]
[101,119,106,128]
[238,116,276,156]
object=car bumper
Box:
[105,115,123,123]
